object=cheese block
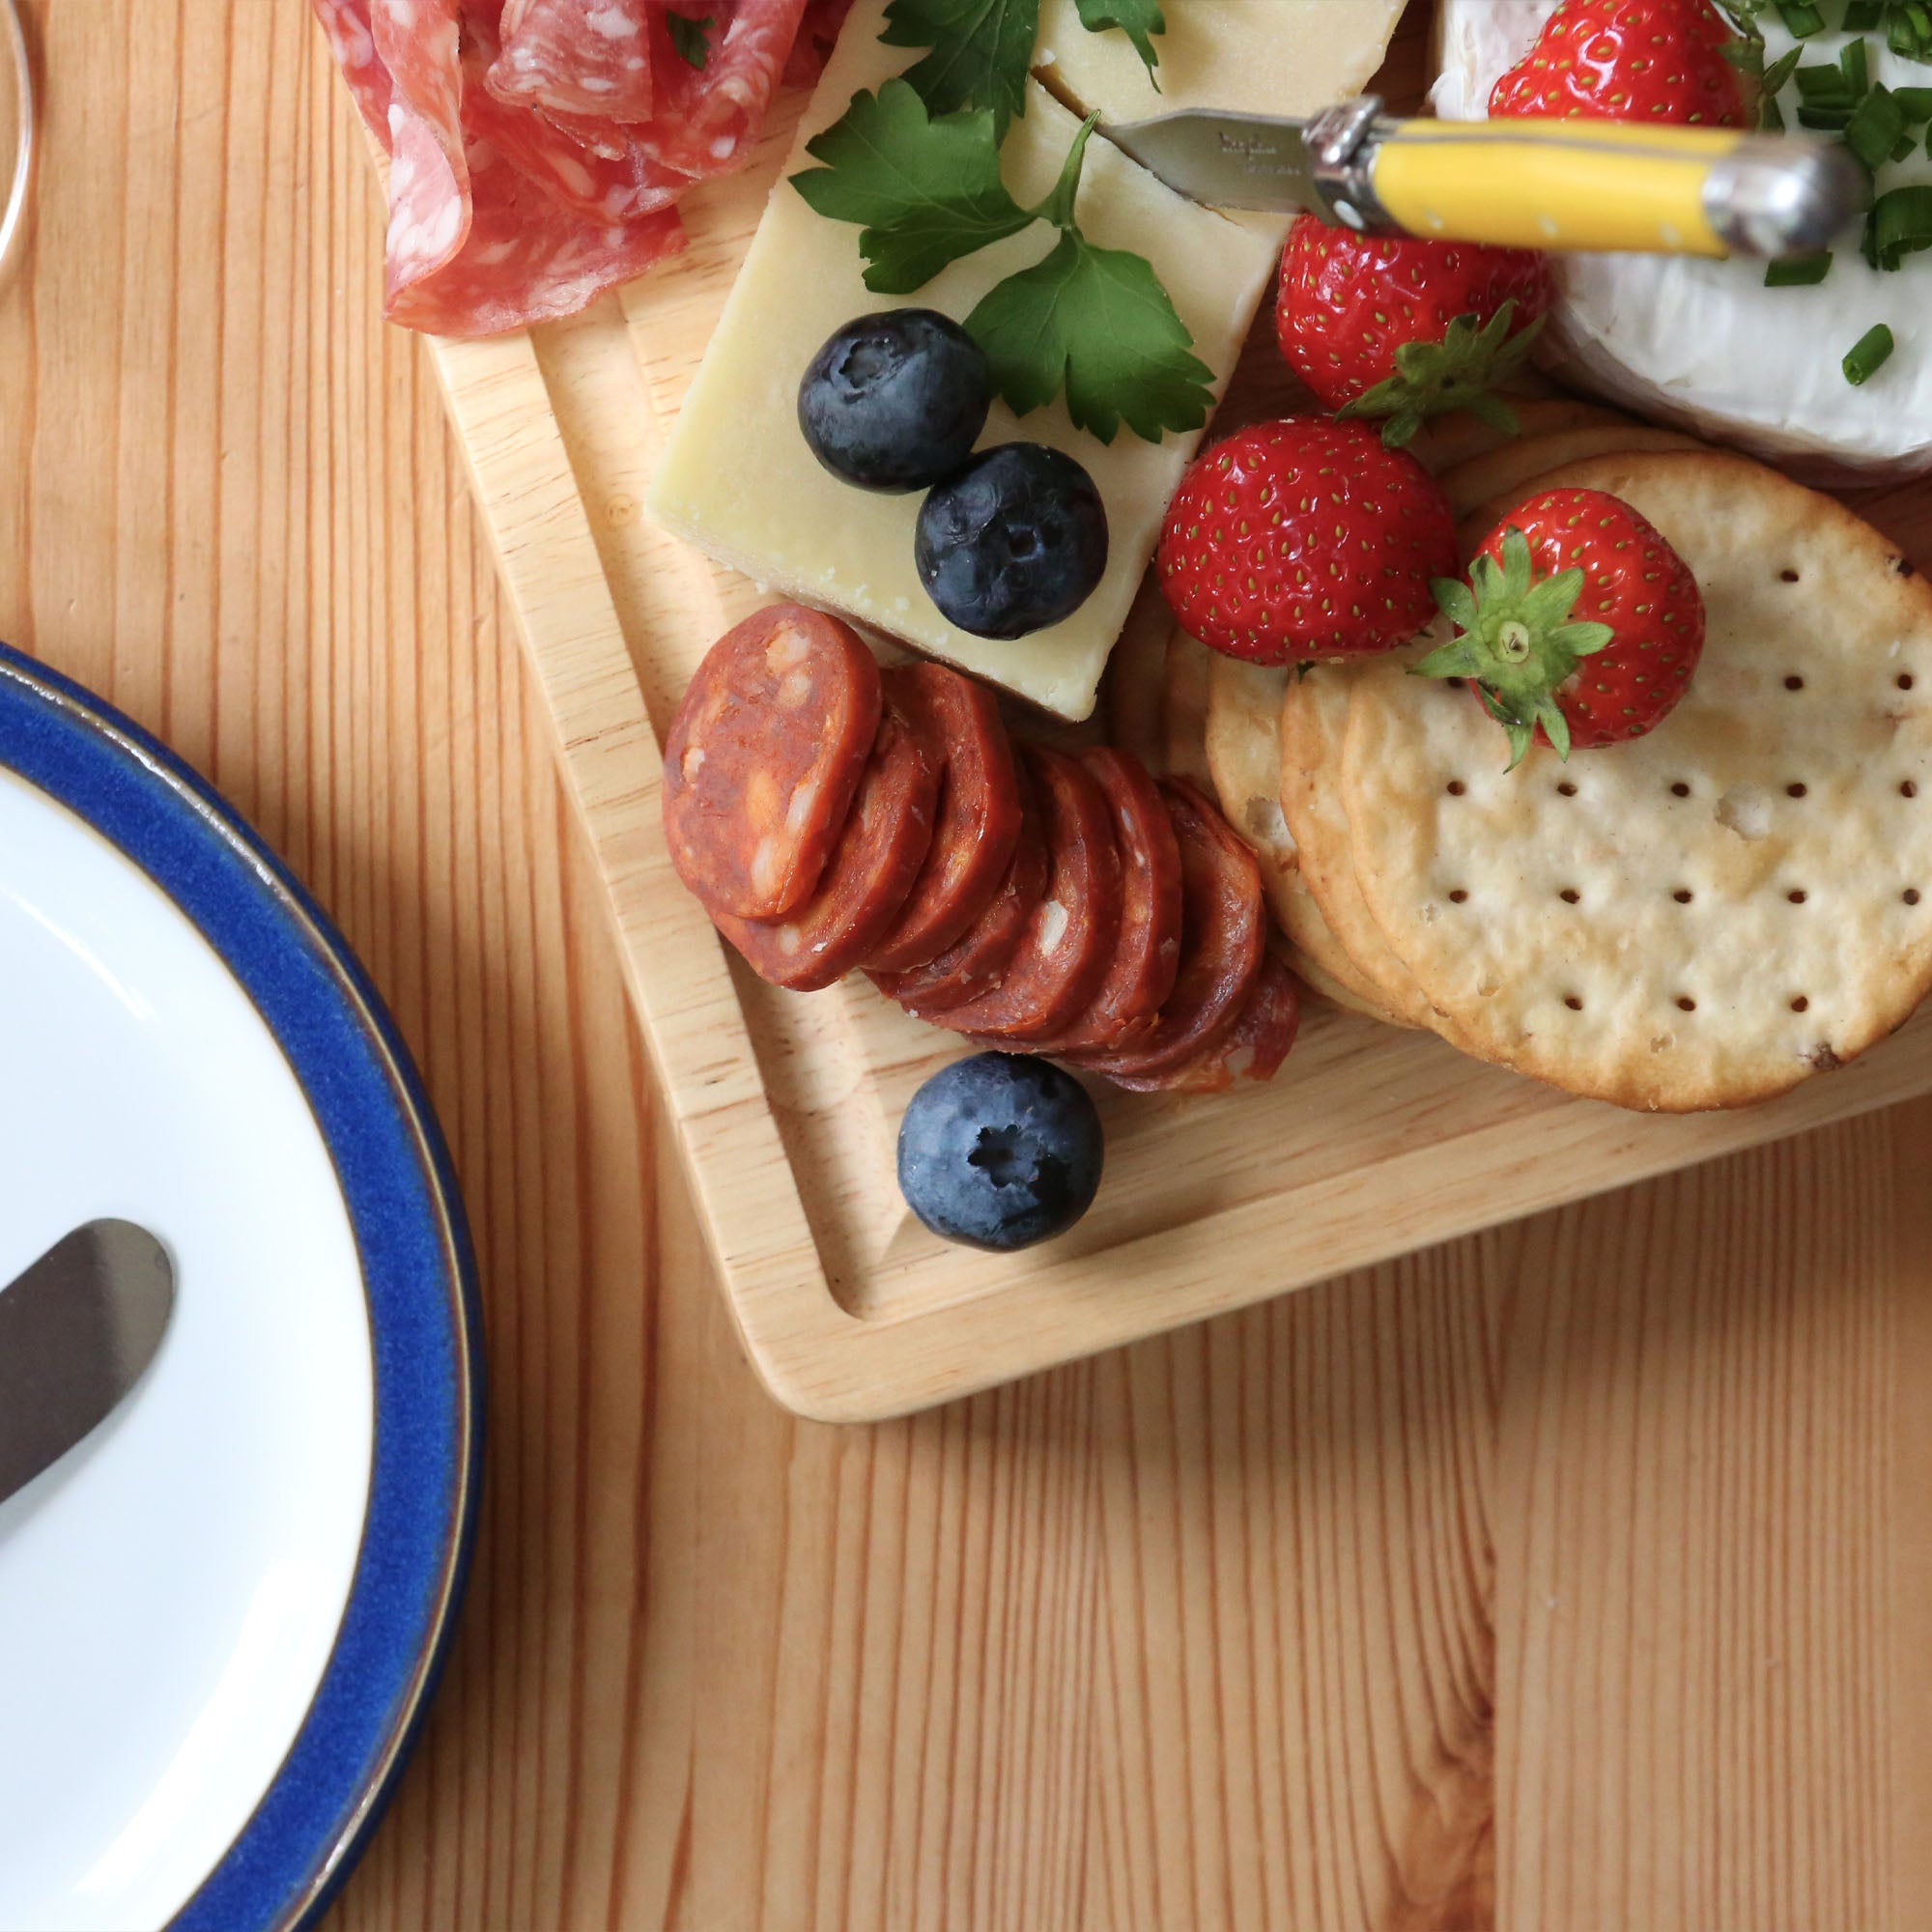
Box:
[1036,0,1406,133]
[647,0,1281,721]
[1435,0,1932,481]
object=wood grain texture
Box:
[2,4,1931,1928]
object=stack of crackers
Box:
[1111,406,1932,1112]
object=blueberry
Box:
[798,309,993,493]
[897,1052,1104,1251]
[915,443,1109,639]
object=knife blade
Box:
[1105,99,1863,260]
[0,1220,175,1506]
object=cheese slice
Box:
[1035,0,1406,131]
[647,0,1280,721]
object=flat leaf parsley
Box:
[792,84,1212,441]
[668,12,713,70]
[881,0,1042,133]
[790,83,1037,290]
[1072,0,1166,78]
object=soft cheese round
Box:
[1433,0,1932,479]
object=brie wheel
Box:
[1435,0,1932,480]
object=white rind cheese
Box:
[1435,0,1932,480]
[649,0,1280,720]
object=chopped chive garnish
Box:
[1871,182,1932,266]
[1848,82,1904,166]
[1844,324,1896,385]
[1795,61,1854,101]
[1844,0,1886,26]
[1841,34,1871,96]
[1777,0,1827,33]
[1896,85,1932,121]
[1798,102,1856,128]
[1766,251,1834,284]
[1891,1,1932,59]
[1896,131,1922,158]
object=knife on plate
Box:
[1106,99,1864,260]
[0,1220,175,1506]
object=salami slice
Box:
[1069,780,1265,1080]
[372,0,472,305]
[1028,748,1183,1054]
[663,605,882,922]
[634,0,810,181]
[1103,953,1300,1094]
[784,0,855,83]
[938,745,1123,1044]
[715,696,939,991]
[314,0,393,137]
[865,664,1022,975]
[882,760,1050,1019]
[463,8,688,220]
[488,0,659,121]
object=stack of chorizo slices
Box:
[663,605,1302,1094]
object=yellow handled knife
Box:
[1106,99,1862,259]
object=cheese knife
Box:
[1106,99,1863,260]
[0,1220,175,1507]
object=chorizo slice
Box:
[866,663,1023,975]
[1068,779,1264,1079]
[1028,747,1183,1054]
[1102,953,1301,1094]
[715,693,939,991]
[663,605,882,922]
[939,745,1123,1044]
[881,758,1049,1018]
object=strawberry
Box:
[1275,215,1551,447]
[1416,487,1705,766]
[1157,418,1458,666]
[1489,0,1750,128]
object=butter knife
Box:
[0,1220,175,1506]
[1107,99,1863,260]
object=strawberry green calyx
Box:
[1336,302,1545,450]
[1414,527,1614,768]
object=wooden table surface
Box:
[9,6,1932,1928]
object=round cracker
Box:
[1204,655,1406,1023]
[1444,424,1706,525]
[1406,397,1634,477]
[1342,449,1932,1112]
[1278,667,1454,1036]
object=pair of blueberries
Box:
[798,310,1109,641]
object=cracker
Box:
[1278,666,1452,1035]
[1407,397,1634,476]
[1445,424,1705,528]
[1204,656,1406,1022]
[1342,449,1932,1112]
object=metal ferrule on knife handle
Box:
[1307,99,1862,260]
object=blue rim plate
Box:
[0,640,483,1932]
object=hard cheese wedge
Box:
[1036,0,1406,137]
[647,0,1277,721]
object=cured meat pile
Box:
[310,0,851,336]
[663,606,1302,1094]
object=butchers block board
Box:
[412,34,1932,1423]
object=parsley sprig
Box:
[881,0,1163,136]
[793,82,1214,441]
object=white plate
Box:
[0,648,478,1932]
